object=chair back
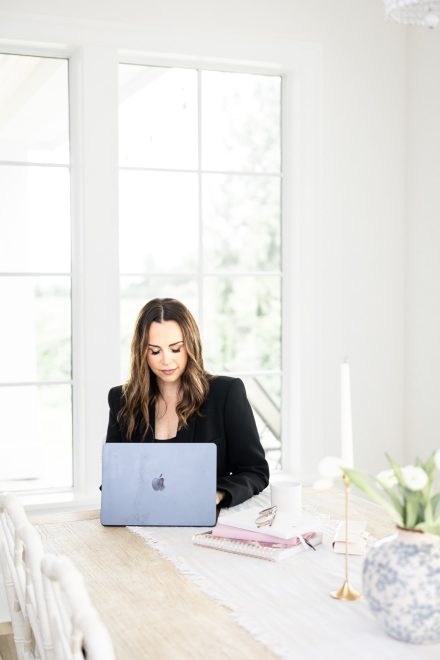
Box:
[0,493,36,659]
[41,554,115,660]
[17,524,54,659]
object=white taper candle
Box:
[341,359,354,468]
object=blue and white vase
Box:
[363,528,440,643]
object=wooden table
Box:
[23,489,394,660]
[30,512,275,659]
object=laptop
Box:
[100,442,217,527]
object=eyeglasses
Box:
[255,505,278,528]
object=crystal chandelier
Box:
[384,0,440,27]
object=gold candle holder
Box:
[331,473,361,601]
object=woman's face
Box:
[146,320,188,387]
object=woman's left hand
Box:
[216,490,225,505]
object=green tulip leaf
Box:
[415,522,440,535]
[431,493,440,515]
[343,468,402,525]
[423,452,436,479]
[405,492,421,529]
[424,499,434,526]
[378,481,404,517]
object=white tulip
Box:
[434,449,440,470]
[376,469,398,489]
[401,465,428,491]
[318,456,344,479]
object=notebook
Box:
[218,506,322,540]
[193,529,323,561]
[210,523,313,544]
[100,442,217,527]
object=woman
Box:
[106,298,269,508]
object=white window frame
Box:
[0,18,321,511]
[0,44,75,499]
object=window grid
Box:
[119,64,282,470]
[0,53,73,492]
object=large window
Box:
[119,64,282,469]
[0,53,72,492]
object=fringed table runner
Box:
[128,490,438,660]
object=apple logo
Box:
[152,474,165,491]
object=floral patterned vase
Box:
[363,528,440,643]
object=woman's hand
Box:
[216,490,225,505]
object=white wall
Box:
[405,30,440,463]
[0,0,407,480]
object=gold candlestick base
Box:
[331,579,362,601]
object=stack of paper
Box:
[193,507,323,561]
[332,520,368,555]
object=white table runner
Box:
[128,492,438,660]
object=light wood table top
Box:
[29,488,394,660]
[31,512,275,660]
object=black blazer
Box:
[106,376,270,508]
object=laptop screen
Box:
[100,442,217,527]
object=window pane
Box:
[0,384,72,490]
[203,173,281,272]
[203,276,281,372]
[119,64,283,467]
[119,170,199,274]
[0,165,70,272]
[0,54,69,164]
[0,276,71,382]
[120,275,198,378]
[242,374,281,471]
[119,65,198,170]
[201,71,281,173]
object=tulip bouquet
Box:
[342,451,440,535]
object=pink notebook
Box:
[212,523,312,546]
[193,529,323,560]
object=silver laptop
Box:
[100,442,217,527]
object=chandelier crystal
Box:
[384,0,440,27]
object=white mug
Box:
[270,480,302,517]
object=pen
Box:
[303,536,316,551]
[298,534,316,551]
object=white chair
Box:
[0,493,54,660]
[0,493,37,659]
[41,554,115,660]
[16,524,53,660]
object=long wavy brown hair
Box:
[119,298,211,440]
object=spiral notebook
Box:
[192,530,323,561]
